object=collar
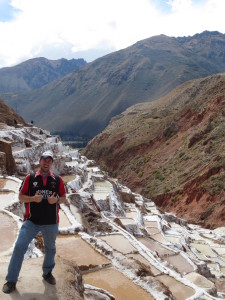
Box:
[35,170,55,178]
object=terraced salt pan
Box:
[93,181,113,201]
[184,272,215,291]
[164,253,195,274]
[0,191,17,209]
[98,234,136,254]
[212,246,225,256]
[157,275,195,300]
[146,227,160,235]
[0,178,20,191]
[164,234,181,244]
[61,174,76,183]
[56,236,110,267]
[0,211,18,253]
[59,210,72,228]
[214,279,225,294]
[210,257,225,267]
[119,217,136,225]
[126,210,138,220]
[144,221,158,228]
[170,222,184,231]
[69,204,84,225]
[191,242,218,257]
[126,253,161,276]
[83,267,154,300]
[150,232,168,244]
[0,178,6,188]
[138,237,174,257]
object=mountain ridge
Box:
[0,57,86,94]
[2,31,225,139]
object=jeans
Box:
[6,220,58,283]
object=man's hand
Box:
[33,190,43,203]
[48,193,58,205]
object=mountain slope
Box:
[0,98,26,126]
[0,57,86,93]
[84,73,225,229]
[3,31,225,139]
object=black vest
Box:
[26,174,59,225]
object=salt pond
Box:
[0,211,18,253]
[56,236,110,267]
[83,267,154,300]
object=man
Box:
[2,150,66,294]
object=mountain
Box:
[83,73,225,229]
[0,57,86,93]
[2,31,225,139]
[0,98,26,126]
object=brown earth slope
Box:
[0,98,26,126]
[84,74,225,229]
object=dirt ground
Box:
[0,255,83,300]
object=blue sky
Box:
[0,0,19,22]
[152,0,206,13]
[0,0,224,68]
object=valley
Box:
[0,123,224,299]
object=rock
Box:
[0,151,6,174]
[0,138,16,175]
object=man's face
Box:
[39,157,53,174]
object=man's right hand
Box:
[33,190,43,203]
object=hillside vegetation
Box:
[3,31,225,139]
[84,74,225,229]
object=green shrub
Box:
[152,170,165,181]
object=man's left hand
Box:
[48,193,58,205]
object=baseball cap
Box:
[40,150,54,160]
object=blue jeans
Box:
[6,220,58,283]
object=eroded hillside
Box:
[84,74,225,229]
[0,98,26,127]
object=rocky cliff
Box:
[84,73,225,229]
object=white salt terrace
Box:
[90,179,225,297]
[93,181,113,201]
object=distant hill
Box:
[84,73,225,229]
[0,57,86,93]
[2,31,225,139]
[0,98,26,126]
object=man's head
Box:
[40,150,54,161]
[39,151,54,174]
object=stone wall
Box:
[0,138,16,175]
[0,151,6,174]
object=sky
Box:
[0,0,224,68]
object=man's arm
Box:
[48,176,67,205]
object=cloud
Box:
[0,0,20,22]
[0,0,224,68]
